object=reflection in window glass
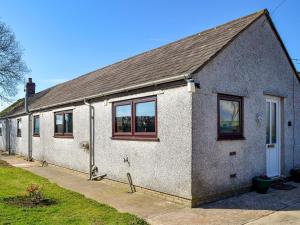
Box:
[135,101,155,133]
[55,114,64,133]
[266,102,270,144]
[64,113,73,133]
[34,116,40,135]
[219,100,240,135]
[18,120,22,129]
[271,103,277,143]
[115,105,131,133]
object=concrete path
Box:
[2,154,300,225]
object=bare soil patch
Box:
[0,160,11,167]
[3,196,57,208]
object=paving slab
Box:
[246,201,300,225]
[2,153,300,225]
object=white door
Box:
[266,97,281,177]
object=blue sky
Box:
[0,0,299,110]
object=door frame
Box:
[266,96,281,177]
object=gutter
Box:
[0,73,190,180]
[1,73,191,119]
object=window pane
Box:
[135,101,155,133]
[115,104,131,132]
[64,113,73,133]
[18,120,22,130]
[34,117,40,134]
[266,102,270,144]
[219,100,240,134]
[17,119,22,136]
[55,114,64,133]
[271,103,277,143]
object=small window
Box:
[17,119,22,137]
[112,97,157,140]
[33,115,40,136]
[54,110,73,137]
[218,94,243,140]
[0,122,2,136]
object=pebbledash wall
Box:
[0,86,193,200]
[0,117,29,157]
[191,15,300,204]
[1,14,300,206]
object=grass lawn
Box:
[0,160,148,225]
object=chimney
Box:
[26,78,36,97]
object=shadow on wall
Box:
[200,183,300,211]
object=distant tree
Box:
[0,19,29,102]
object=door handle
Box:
[267,144,275,148]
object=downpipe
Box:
[5,118,11,154]
[84,99,106,181]
[84,99,93,180]
[27,113,33,161]
[25,85,33,161]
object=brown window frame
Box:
[17,118,22,137]
[217,94,244,140]
[33,115,40,137]
[54,110,73,138]
[112,96,158,141]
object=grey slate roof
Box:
[1,9,267,117]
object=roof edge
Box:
[190,9,300,83]
[0,73,191,119]
[189,9,267,76]
[263,11,300,83]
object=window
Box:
[33,115,40,136]
[112,96,157,140]
[0,122,2,136]
[54,110,73,137]
[17,119,22,137]
[218,94,243,140]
